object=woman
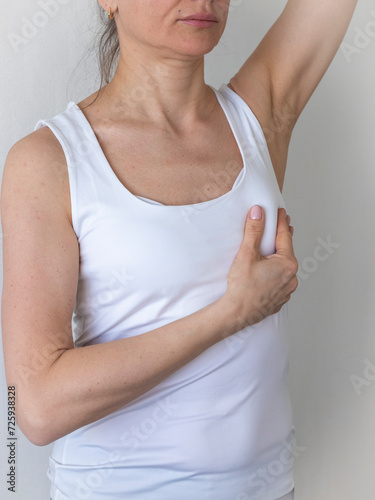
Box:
[1,1,358,499]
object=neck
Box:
[98,48,216,130]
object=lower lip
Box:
[179,19,218,28]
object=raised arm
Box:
[229,0,359,186]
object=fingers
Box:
[285,213,294,237]
[275,208,296,258]
[238,206,265,261]
[239,206,295,263]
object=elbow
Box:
[5,372,62,446]
[16,400,56,447]
[19,416,56,447]
[23,428,55,448]
[22,431,53,448]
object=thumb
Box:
[239,205,265,260]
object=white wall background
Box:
[1,0,374,498]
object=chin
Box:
[174,38,220,58]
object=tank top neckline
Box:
[67,84,247,209]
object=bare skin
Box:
[1,0,357,446]
[75,84,246,207]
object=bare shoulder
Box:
[1,126,72,227]
[1,127,80,419]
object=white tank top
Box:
[35,84,295,500]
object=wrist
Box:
[210,295,246,340]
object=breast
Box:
[72,159,283,348]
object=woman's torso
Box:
[34,83,295,500]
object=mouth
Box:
[178,12,219,28]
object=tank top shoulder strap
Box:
[211,84,267,149]
[34,102,105,240]
[212,83,285,208]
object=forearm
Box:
[23,296,240,446]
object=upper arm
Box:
[0,128,79,436]
[228,0,358,190]
[230,0,358,125]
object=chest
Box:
[91,114,245,206]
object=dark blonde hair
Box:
[79,5,119,108]
[96,5,120,88]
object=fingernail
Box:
[250,205,262,220]
[286,214,291,225]
[290,226,294,237]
